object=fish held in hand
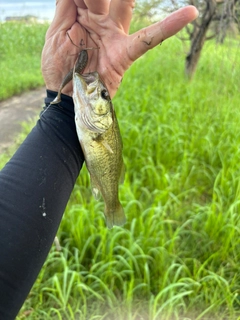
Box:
[73,71,126,229]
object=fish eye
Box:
[101,89,110,100]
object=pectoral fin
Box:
[101,141,113,154]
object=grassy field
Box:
[0,22,48,100]
[1,23,240,319]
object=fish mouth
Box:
[73,71,99,98]
[77,72,99,85]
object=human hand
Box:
[42,0,198,98]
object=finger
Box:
[128,6,198,61]
[73,0,87,9]
[47,0,77,37]
[81,0,110,15]
[109,0,134,33]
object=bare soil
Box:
[0,87,46,154]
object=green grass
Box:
[0,22,48,100]
[1,24,240,319]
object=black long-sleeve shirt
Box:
[0,90,84,319]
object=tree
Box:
[134,0,240,79]
[185,0,217,79]
[175,0,240,78]
[215,0,239,43]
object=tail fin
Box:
[105,203,126,229]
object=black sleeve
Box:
[0,90,84,320]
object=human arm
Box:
[0,92,83,319]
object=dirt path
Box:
[0,87,46,154]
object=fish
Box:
[73,71,126,229]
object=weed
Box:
[1,26,240,319]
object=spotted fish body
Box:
[73,71,126,229]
